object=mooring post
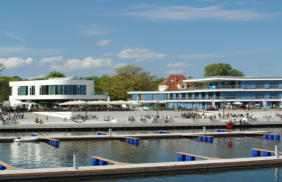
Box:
[203,126,206,134]
[275,145,279,158]
[73,154,79,170]
[109,128,112,136]
[275,168,280,182]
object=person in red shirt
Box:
[226,120,233,132]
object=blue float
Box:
[207,137,214,143]
[0,165,6,170]
[92,158,108,166]
[216,130,228,132]
[268,135,274,140]
[49,140,60,148]
[97,132,106,135]
[274,135,280,140]
[126,138,139,145]
[99,160,108,165]
[177,154,186,161]
[263,134,268,139]
[133,139,139,145]
[262,151,271,156]
[252,150,261,157]
[92,158,99,165]
[158,131,169,134]
[186,156,196,161]
[54,141,59,148]
[203,137,208,142]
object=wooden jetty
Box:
[177,152,220,160]
[0,161,19,170]
[0,156,282,181]
[0,130,271,142]
[91,156,129,165]
[252,148,282,155]
[1,121,282,132]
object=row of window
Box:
[210,81,282,89]
[134,91,282,100]
[18,85,87,95]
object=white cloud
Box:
[0,57,32,69]
[166,69,184,75]
[115,62,127,68]
[97,40,110,46]
[28,74,46,79]
[81,25,108,35]
[167,62,191,68]
[124,5,278,21]
[50,57,112,71]
[117,48,165,62]
[40,56,63,63]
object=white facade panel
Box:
[9,78,107,106]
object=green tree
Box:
[0,64,4,74]
[100,65,160,100]
[204,63,244,77]
[46,71,65,78]
[0,76,22,102]
[80,76,104,93]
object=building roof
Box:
[159,75,192,91]
[183,76,282,83]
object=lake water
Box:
[1,128,282,181]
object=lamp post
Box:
[222,99,225,119]
[156,100,159,117]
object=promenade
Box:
[0,110,281,131]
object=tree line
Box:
[0,63,244,102]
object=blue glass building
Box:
[128,77,282,109]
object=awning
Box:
[59,100,87,106]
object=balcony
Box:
[184,85,282,91]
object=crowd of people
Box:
[181,112,218,120]
[0,109,24,125]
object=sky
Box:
[0,0,282,79]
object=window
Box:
[18,86,28,95]
[80,85,86,95]
[49,85,56,95]
[39,85,87,95]
[29,86,35,95]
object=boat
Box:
[14,136,40,142]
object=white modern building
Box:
[128,76,282,109]
[9,78,107,107]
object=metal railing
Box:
[183,85,282,90]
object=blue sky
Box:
[0,0,281,79]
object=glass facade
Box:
[39,85,86,95]
[130,78,282,109]
[29,86,35,95]
[209,81,282,89]
[18,86,28,95]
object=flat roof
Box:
[183,76,282,83]
[9,78,94,85]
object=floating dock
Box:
[0,156,282,181]
[0,121,282,132]
[0,130,270,142]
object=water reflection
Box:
[0,128,282,181]
[275,168,280,181]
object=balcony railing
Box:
[147,96,281,101]
[183,85,282,91]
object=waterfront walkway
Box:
[0,110,281,131]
